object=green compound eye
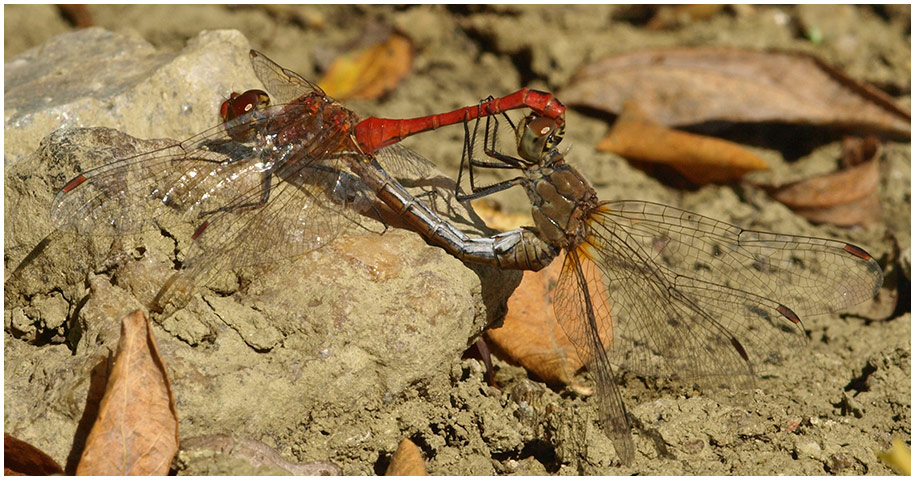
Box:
[517,115,563,163]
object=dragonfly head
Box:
[220,89,270,123]
[221,89,271,142]
[517,114,564,164]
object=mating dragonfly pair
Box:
[52,50,883,465]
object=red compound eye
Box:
[220,89,269,122]
[220,92,240,120]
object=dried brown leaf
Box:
[76,310,179,476]
[765,157,881,226]
[646,4,726,29]
[386,438,426,476]
[57,5,94,28]
[319,32,413,101]
[4,434,64,475]
[65,355,111,474]
[487,254,611,394]
[562,47,910,138]
[472,201,612,392]
[842,136,882,167]
[598,100,769,184]
[469,199,533,232]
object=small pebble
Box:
[829,452,854,471]
[682,439,705,454]
[796,440,822,459]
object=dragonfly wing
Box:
[53,100,376,300]
[577,200,882,387]
[374,143,436,181]
[249,50,326,105]
[49,127,233,237]
[51,104,303,236]
[166,116,379,280]
[552,247,635,465]
[178,165,353,272]
[594,201,882,317]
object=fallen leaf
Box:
[841,135,881,167]
[646,4,726,29]
[561,47,910,138]
[385,438,426,476]
[598,100,769,184]
[486,253,612,395]
[318,31,413,101]
[469,198,533,232]
[76,310,179,475]
[57,4,94,28]
[4,434,64,475]
[762,153,881,226]
[472,200,612,392]
[65,356,111,474]
[877,436,911,475]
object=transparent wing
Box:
[575,200,883,384]
[596,201,882,317]
[51,102,370,289]
[552,248,635,465]
[249,49,326,105]
[374,143,437,181]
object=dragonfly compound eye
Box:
[220,89,271,123]
[518,115,562,163]
[221,89,272,142]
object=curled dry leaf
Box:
[486,255,612,395]
[318,31,413,101]
[561,47,910,138]
[762,148,882,227]
[472,200,613,393]
[57,4,94,28]
[598,100,769,184]
[841,135,882,167]
[76,310,179,476]
[468,199,532,232]
[385,438,426,476]
[4,434,64,475]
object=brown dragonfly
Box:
[440,108,883,464]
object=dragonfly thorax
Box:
[526,163,596,248]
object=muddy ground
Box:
[4,5,910,475]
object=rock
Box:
[4,27,522,474]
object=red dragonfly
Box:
[52,50,562,309]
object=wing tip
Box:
[776,304,801,324]
[730,336,750,363]
[62,174,87,193]
[191,220,209,240]
[843,243,873,261]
